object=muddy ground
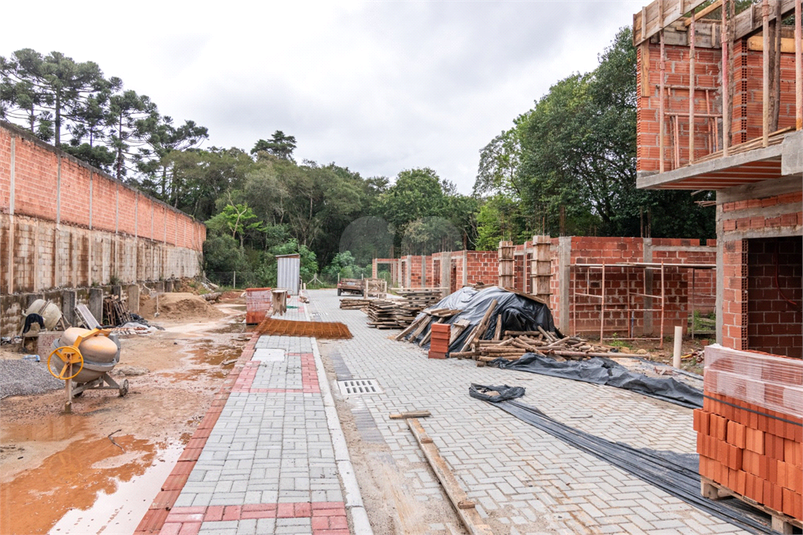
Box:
[0,294,250,535]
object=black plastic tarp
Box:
[413,286,556,350]
[470,384,773,534]
[490,352,703,409]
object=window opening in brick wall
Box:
[746,237,802,359]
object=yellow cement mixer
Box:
[48,327,129,410]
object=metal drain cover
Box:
[337,379,382,395]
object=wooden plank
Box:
[683,0,722,26]
[389,411,431,419]
[747,35,797,53]
[407,419,495,535]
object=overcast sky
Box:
[2,0,644,193]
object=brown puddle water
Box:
[0,433,157,535]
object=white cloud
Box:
[1,0,644,192]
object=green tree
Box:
[135,116,209,203]
[106,89,157,179]
[0,49,108,146]
[475,27,714,240]
[251,130,297,160]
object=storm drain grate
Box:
[337,379,382,395]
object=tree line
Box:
[2,35,715,289]
[473,27,714,249]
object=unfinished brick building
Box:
[634,0,802,523]
[633,0,802,357]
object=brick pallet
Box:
[694,345,803,529]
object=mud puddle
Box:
[0,433,159,535]
[0,299,249,535]
[50,443,183,535]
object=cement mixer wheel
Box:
[47,346,84,381]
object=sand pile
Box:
[139,292,224,320]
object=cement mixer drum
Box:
[49,328,121,386]
[24,299,62,330]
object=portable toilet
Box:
[276,254,301,295]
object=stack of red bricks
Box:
[694,345,803,521]
[429,324,450,359]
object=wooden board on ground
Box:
[407,418,494,535]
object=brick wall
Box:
[567,237,716,337]
[746,237,802,359]
[464,251,497,286]
[376,237,717,338]
[636,40,797,173]
[1,122,206,297]
[717,187,803,357]
[0,122,205,244]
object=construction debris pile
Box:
[393,286,643,366]
[340,288,443,330]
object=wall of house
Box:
[716,179,803,356]
[636,38,797,174]
[372,237,717,338]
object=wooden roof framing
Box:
[633,0,797,45]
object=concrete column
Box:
[558,237,572,333]
[165,280,174,292]
[498,241,515,289]
[715,203,724,345]
[89,288,103,324]
[421,255,427,288]
[127,284,140,314]
[61,290,76,327]
[6,137,15,295]
[372,259,378,278]
[461,250,468,287]
[644,238,654,336]
[440,252,451,293]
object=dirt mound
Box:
[139,293,224,320]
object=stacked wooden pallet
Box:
[366,300,417,329]
[339,298,371,310]
[394,289,443,310]
[103,296,132,326]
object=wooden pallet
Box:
[701,476,802,534]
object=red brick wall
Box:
[59,158,92,227]
[567,237,716,337]
[732,40,798,145]
[463,251,498,286]
[637,41,797,173]
[0,123,204,249]
[719,191,802,353]
[746,237,802,359]
[0,128,10,210]
[12,134,59,218]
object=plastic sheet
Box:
[413,286,556,350]
[705,345,803,419]
[472,385,773,534]
[491,352,703,409]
